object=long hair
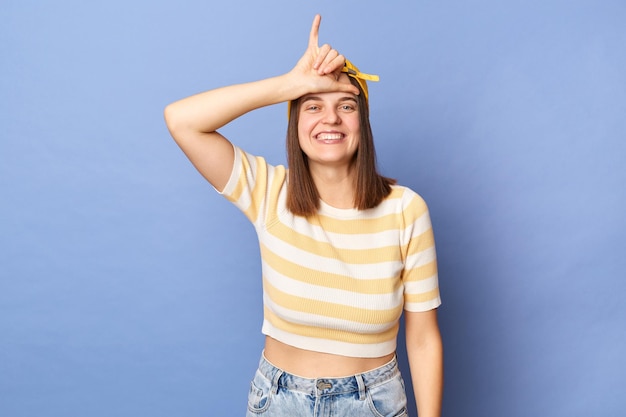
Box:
[286,76,395,217]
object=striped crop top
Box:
[220,146,441,358]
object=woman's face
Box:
[297,74,361,170]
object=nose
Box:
[322,108,341,125]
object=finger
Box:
[319,49,340,74]
[308,14,321,51]
[332,78,361,96]
[314,43,332,70]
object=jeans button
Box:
[316,380,332,390]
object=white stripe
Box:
[409,212,432,238]
[403,274,439,293]
[411,211,434,237]
[262,233,405,279]
[234,190,252,213]
[286,212,400,247]
[318,196,406,219]
[218,144,242,196]
[404,297,442,313]
[263,264,404,308]
[278,209,432,251]
[266,219,400,250]
[406,246,437,268]
[224,148,259,212]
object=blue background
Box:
[1,1,625,416]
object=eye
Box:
[339,104,356,112]
[304,104,321,112]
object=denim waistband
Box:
[257,353,400,398]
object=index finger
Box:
[308,14,321,50]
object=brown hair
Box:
[286,76,396,217]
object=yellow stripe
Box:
[263,277,402,325]
[268,221,402,264]
[264,306,399,345]
[266,165,287,223]
[402,260,438,282]
[240,155,267,223]
[387,187,405,200]
[401,193,429,224]
[407,229,436,256]
[404,288,440,304]
[226,150,255,203]
[261,244,401,294]
[225,160,246,204]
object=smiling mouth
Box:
[315,133,344,142]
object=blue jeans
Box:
[246,353,408,417]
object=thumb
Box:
[329,72,360,96]
[321,81,360,96]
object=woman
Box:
[165,14,442,417]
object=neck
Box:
[309,164,356,209]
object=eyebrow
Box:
[300,95,358,104]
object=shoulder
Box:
[387,185,429,210]
[380,185,431,229]
[232,145,287,175]
[222,145,287,197]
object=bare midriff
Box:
[263,336,396,378]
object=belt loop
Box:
[271,369,283,395]
[355,374,366,401]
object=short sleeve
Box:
[219,145,286,228]
[401,193,441,312]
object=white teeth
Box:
[316,133,343,140]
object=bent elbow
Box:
[163,103,181,134]
[163,102,193,144]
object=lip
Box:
[314,131,346,142]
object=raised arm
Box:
[163,14,359,191]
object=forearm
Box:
[164,72,304,135]
[405,310,443,417]
[408,335,443,417]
